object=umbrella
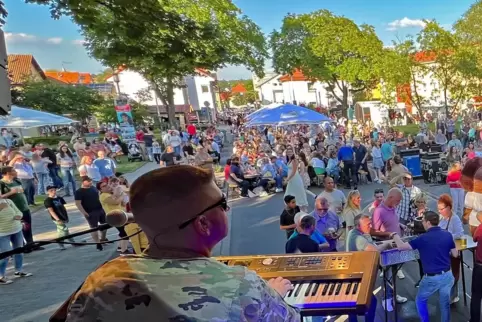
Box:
[245,103,331,127]
[0,106,78,129]
[245,103,280,121]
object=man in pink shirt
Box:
[372,188,404,235]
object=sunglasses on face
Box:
[179,194,229,229]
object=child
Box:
[285,215,319,253]
[288,212,329,251]
[152,138,162,163]
[279,195,300,239]
[43,185,75,250]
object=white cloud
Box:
[4,32,37,43]
[4,32,65,45]
[46,37,63,44]
[387,17,428,31]
[72,39,86,46]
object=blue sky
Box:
[2,0,476,79]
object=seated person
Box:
[288,212,329,251]
[286,215,323,253]
[260,157,283,192]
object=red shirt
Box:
[474,224,482,264]
[135,131,145,141]
[224,165,231,181]
[187,124,196,136]
[446,170,462,188]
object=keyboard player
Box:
[347,213,406,314]
[64,166,301,321]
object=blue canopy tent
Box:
[245,103,280,121]
[245,104,331,127]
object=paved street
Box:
[0,164,475,321]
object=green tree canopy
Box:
[28,0,268,125]
[13,81,105,121]
[271,10,384,109]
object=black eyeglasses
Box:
[178,194,229,229]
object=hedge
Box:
[23,136,74,147]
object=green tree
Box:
[29,0,268,126]
[418,21,481,116]
[271,10,384,109]
[378,38,431,120]
[93,68,114,83]
[13,80,104,121]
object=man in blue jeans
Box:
[393,211,458,322]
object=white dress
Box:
[284,162,308,207]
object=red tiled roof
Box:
[279,69,309,82]
[45,71,93,84]
[7,54,46,85]
[231,83,247,93]
[109,65,212,79]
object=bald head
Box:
[385,188,402,208]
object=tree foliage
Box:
[93,67,114,83]
[28,0,268,125]
[271,10,384,109]
[94,92,150,125]
[13,80,105,121]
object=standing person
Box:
[371,141,384,183]
[471,212,482,322]
[0,167,39,249]
[143,128,154,162]
[56,145,77,197]
[93,150,116,180]
[381,137,394,175]
[37,143,63,189]
[446,162,464,218]
[78,156,102,185]
[98,181,129,255]
[284,146,308,211]
[168,130,183,156]
[353,139,372,183]
[0,197,32,284]
[312,197,343,252]
[74,176,107,251]
[279,195,300,239]
[437,194,464,304]
[9,153,36,205]
[395,173,422,225]
[152,138,162,164]
[393,211,458,322]
[316,176,347,216]
[31,153,51,196]
[44,185,76,250]
[346,214,391,318]
[285,215,319,253]
[337,142,356,189]
[363,188,384,216]
[186,123,196,139]
[342,190,362,232]
[160,146,180,167]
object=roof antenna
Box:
[61,61,72,72]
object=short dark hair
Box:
[423,211,440,226]
[1,166,13,175]
[226,159,232,166]
[299,215,315,230]
[284,195,295,204]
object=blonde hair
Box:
[413,192,427,205]
[345,190,361,211]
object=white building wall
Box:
[258,78,284,103]
[107,70,185,106]
[282,81,317,105]
[193,75,215,110]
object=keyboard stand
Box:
[381,264,402,322]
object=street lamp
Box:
[112,73,121,95]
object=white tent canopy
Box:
[0,106,78,129]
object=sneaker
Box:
[382,298,394,312]
[117,247,122,252]
[14,272,32,278]
[451,296,460,304]
[0,277,13,285]
[96,244,103,251]
[415,280,421,288]
[275,188,283,193]
[397,270,405,279]
[396,295,408,303]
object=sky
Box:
[2,0,477,80]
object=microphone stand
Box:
[0,223,112,260]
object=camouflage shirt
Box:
[66,255,301,322]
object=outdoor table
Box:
[456,234,478,306]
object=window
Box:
[79,75,85,83]
[201,85,209,93]
[308,82,316,92]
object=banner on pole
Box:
[114,98,136,143]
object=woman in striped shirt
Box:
[0,198,32,285]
